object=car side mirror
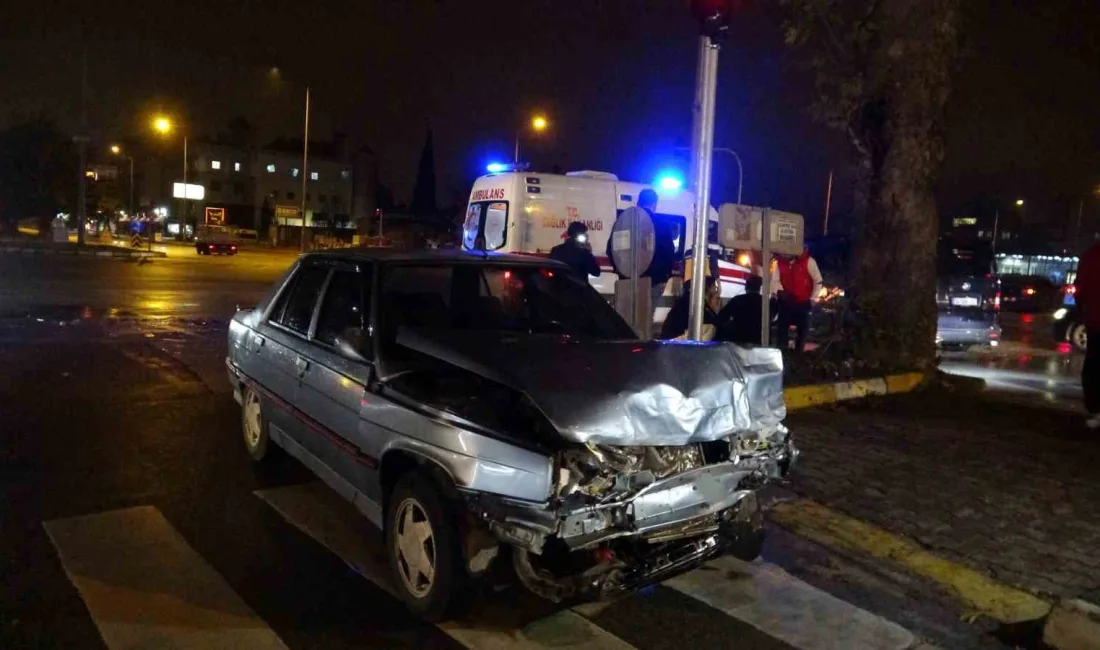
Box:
[334,329,370,364]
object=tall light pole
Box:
[514,115,548,164]
[152,115,188,239]
[678,146,742,205]
[110,145,134,223]
[300,86,311,253]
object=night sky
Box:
[2,0,1097,232]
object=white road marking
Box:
[43,505,289,650]
[256,482,635,650]
[666,555,916,650]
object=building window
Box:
[291,167,300,178]
[211,181,223,192]
[310,171,319,181]
[234,162,241,172]
[211,160,222,170]
[287,191,295,200]
[340,169,350,179]
[266,164,276,173]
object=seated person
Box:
[659,276,721,340]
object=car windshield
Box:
[381,263,635,340]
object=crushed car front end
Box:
[465,428,796,601]
[391,331,797,601]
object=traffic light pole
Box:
[688,36,720,341]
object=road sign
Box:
[717,204,805,256]
[131,233,143,248]
[609,206,655,279]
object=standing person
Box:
[1075,241,1100,428]
[717,275,765,345]
[550,221,601,279]
[775,246,823,352]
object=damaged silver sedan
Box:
[226,250,796,619]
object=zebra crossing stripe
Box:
[43,505,289,650]
[255,483,635,650]
[665,555,916,650]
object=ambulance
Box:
[461,169,751,317]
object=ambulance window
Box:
[462,204,482,250]
[484,202,508,250]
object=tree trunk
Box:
[844,0,960,374]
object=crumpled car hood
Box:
[394,329,786,446]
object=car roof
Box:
[302,248,565,267]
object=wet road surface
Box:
[940,312,1084,410]
[0,251,1041,649]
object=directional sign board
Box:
[717,204,804,256]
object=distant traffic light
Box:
[689,0,740,39]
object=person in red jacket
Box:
[1075,241,1100,427]
[775,247,823,352]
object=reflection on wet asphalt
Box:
[940,312,1083,409]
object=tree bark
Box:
[843,0,959,373]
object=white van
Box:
[462,170,751,317]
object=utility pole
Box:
[687,36,720,340]
[823,169,833,236]
[76,47,89,246]
[300,86,311,253]
[687,0,736,340]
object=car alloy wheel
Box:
[393,498,436,598]
[240,386,269,461]
[1071,323,1088,352]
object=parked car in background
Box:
[999,274,1061,313]
[225,250,796,619]
[1053,304,1087,352]
[936,245,1001,350]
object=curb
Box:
[1043,598,1100,650]
[784,372,924,411]
[770,499,1053,625]
[0,245,166,259]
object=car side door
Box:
[255,261,330,454]
[294,261,379,504]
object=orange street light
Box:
[152,116,173,135]
[110,144,121,155]
[515,114,550,163]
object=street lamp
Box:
[515,114,549,164]
[151,115,189,239]
[675,146,742,204]
[109,144,135,226]
[1015,199,1025,206]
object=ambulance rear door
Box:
[463,174,520,252]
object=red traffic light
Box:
[690,0,741,38]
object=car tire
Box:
[1070,323,1088,353]
[241,385,270,462]
[386,473,467,621]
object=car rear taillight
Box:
[994,291,1001,311]
[1065,284,1077,296]
[1024,286,1036,296]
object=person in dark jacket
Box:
[550,222,601,279]
[659,276,721,340]
[1075,240,1100,428]
[717,275,764,345]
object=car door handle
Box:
[251,334,265,352]
[296,357,310,377]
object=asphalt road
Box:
[0,251,1031,650]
